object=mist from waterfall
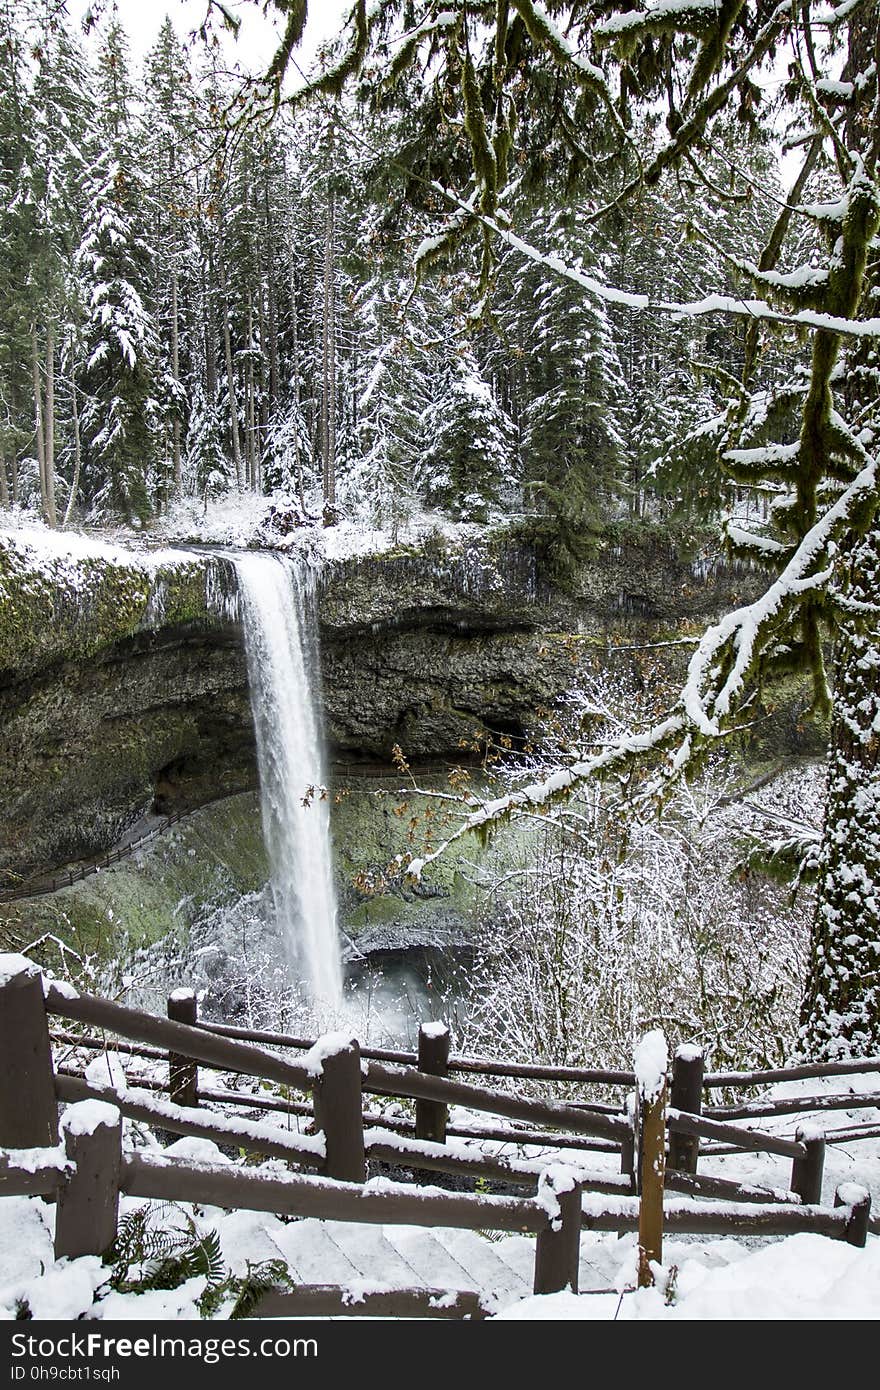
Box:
[233,551,342,1008]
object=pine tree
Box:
[0,0,36,509]
[514,208,627,560]
[143,18,198,506]
[78,19,159,524]
[419,343,517,521]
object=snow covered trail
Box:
[2,1176,877,1321]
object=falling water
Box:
[233,551,342,1007]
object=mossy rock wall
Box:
[0,524,781,887]
[1,794,269,967]
[1,782,518,968]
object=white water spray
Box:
[233,552,342,1007]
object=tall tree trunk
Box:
[321,191,337,516]
[31,331,48,521]
[171,267,182,495]
[43,324,57,528]
[289,258,305,508]
[0,451,9,508]
[218,253,242,489]
[63,380,82,527]
[252,237,269,493]
[799,0,880,1059]
[264,176,280,411]
[204,248,218,405]
[800,530,880,1057]
[246,296,256,491]
[257,278,269,488]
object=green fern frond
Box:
[229,1260,295,1320]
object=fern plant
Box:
[102,1203,294,1319]
[200,1259,295,1320]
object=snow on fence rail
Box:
[189,1011,880,1113]
[192,1015,638,1084]
[0,957,875,1312]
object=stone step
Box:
[261,1217,616,1310]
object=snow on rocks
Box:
[0,521,198,597]
[6,1258,107,1323]
[93,1277,208,1323]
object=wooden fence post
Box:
[0,956,58,1148]
[167,989,198,1108]
[668,1043,703,1174]
[54,1101,122,1260]
[620,1092,636,1186]
[313,1037,366,1183]
[790,1124,826,1205]
[835,1184,871,1247]
[416,1022,450,1143]
[534,1171,582,1294]
[635,1030,668,1289]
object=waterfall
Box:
[233,551,342,1007]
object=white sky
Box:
[67,0,352,81]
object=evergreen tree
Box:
[515,209,627,560]
[0,0,36,508]
[78,19,158,523]
[419,343,517,521]
[143,17,198,506]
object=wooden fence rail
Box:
[195,1017,637,1085]
[704,1058,880,1087]
[579,1192,872,1243]
[45,986,878,1174]
[51,1049,625,1154]
[706,1092,880,1122]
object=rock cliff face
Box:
[0,526,755,885]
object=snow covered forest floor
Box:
[0,492,494,577]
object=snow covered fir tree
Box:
[0,0,879,1325]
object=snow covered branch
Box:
[407,447,878,879]
[430,185,880,341]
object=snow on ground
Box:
[0,515,199,589]
[1,495,498,574]
[499,1234,880,1320]
[1,1181,877,1321]
[154,489,496,563]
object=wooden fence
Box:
[0,956,875,1319]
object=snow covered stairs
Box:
[220,1215,615,1316]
